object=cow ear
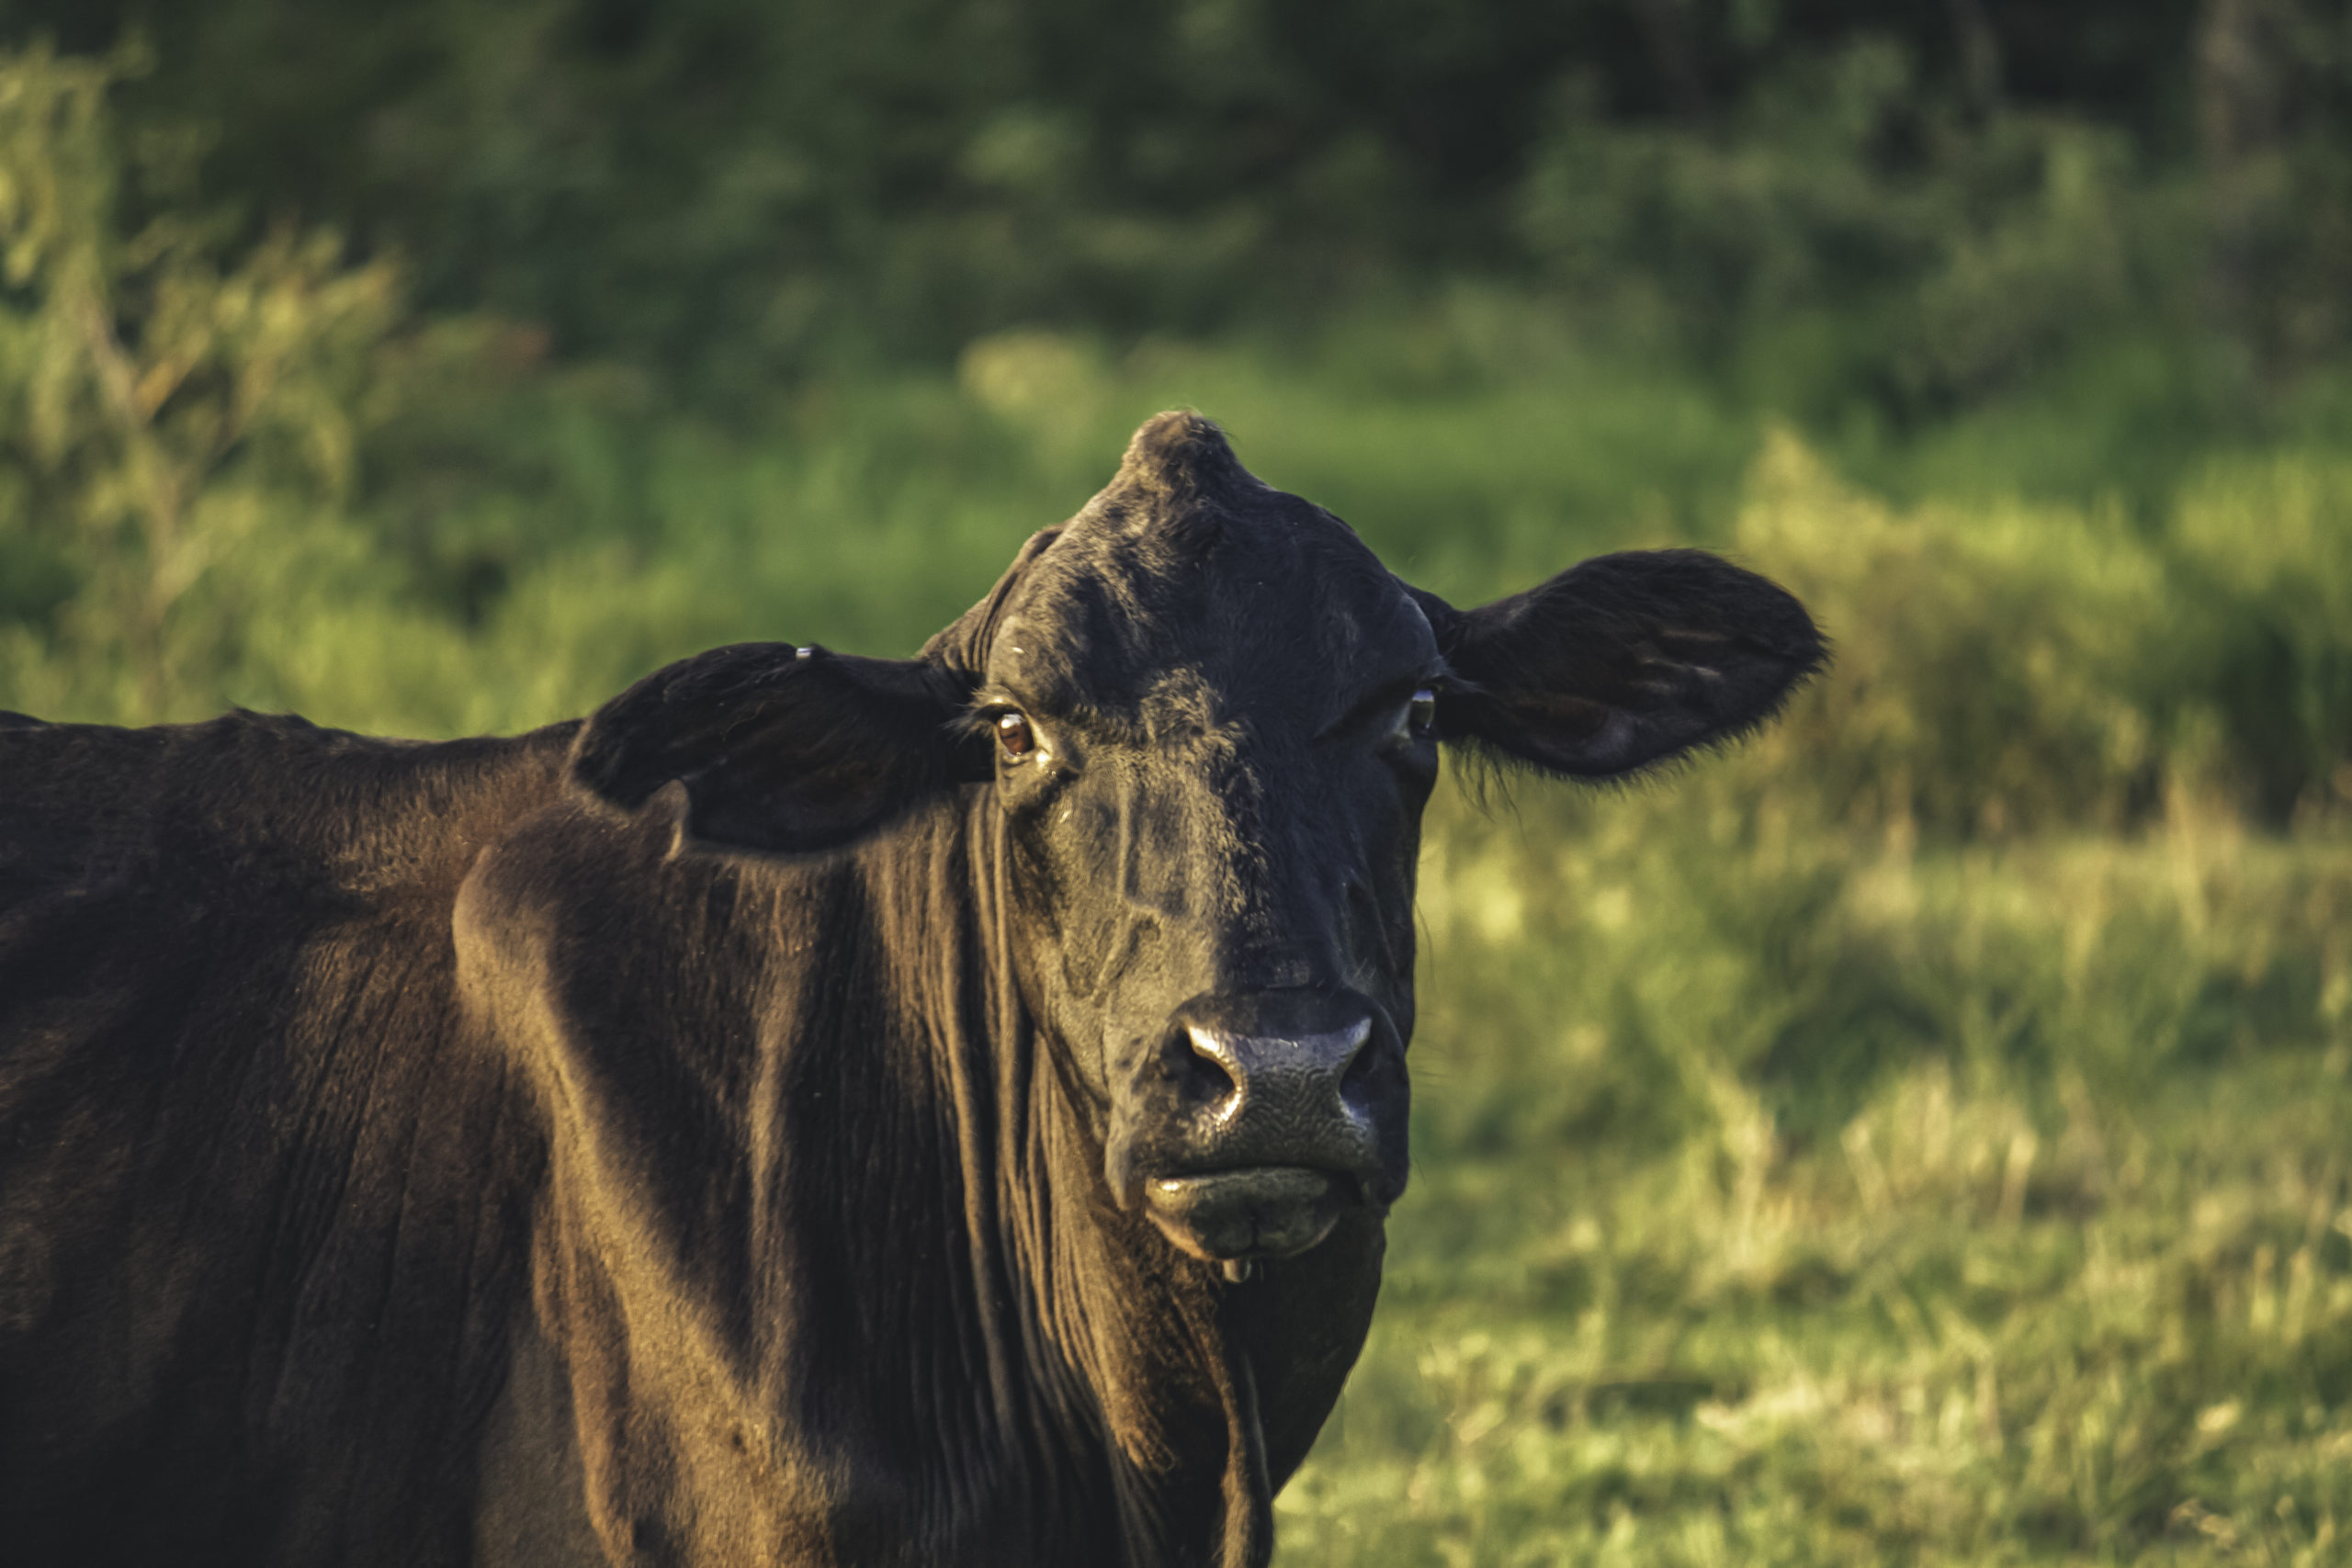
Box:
[1413,549,1826,779]
[570,643,986,854]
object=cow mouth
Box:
[1140,1166,1351,1263]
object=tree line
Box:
[0,0,2344,414]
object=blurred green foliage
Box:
[0,40,405,720]
[3,0,2346,420]
[0,18,2350,1568]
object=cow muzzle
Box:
[1108,988,1408,1267]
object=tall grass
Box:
[1284,797,2352,1566]
[1272,434,2352,1568]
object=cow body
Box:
[0,414,1822,1566]
[0,716,1355,1563]
[0,718,568,1562]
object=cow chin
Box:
[1140,1166,1351,1263]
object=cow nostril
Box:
[1167,1010,1377,1128]
[1173,1027,1242,1112]
[1338,1029,1377,1106]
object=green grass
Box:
[1280,794,2352,1567]
[5,309,2349,1566]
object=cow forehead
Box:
[986,493,1434,728]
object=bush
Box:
[0,39,407,722]
[2171,454,2352,820]
[1728,433,2189,839]
[1519,41,2177,423]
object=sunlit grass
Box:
[1276,782,2352,1566]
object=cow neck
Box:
[876,792,1277,1568]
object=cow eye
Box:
[995,711,1037,760]
[1407,688,1437,738]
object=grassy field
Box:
[1270,411,2352,1568]
[1287,777,2352,1568]
[6,308,2351,1565]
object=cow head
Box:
[571,412,1823,1273]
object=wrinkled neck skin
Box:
[476,780,1382,1568]
[917,792,1385,1567]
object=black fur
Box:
[0,412,1820,1567]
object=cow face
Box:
[967,438,1440,1267]
[571,412,1823,1271]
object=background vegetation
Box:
[1,6,2348,1562]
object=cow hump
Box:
[1107,411,1265,512]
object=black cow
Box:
[0,413,1821,1567]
